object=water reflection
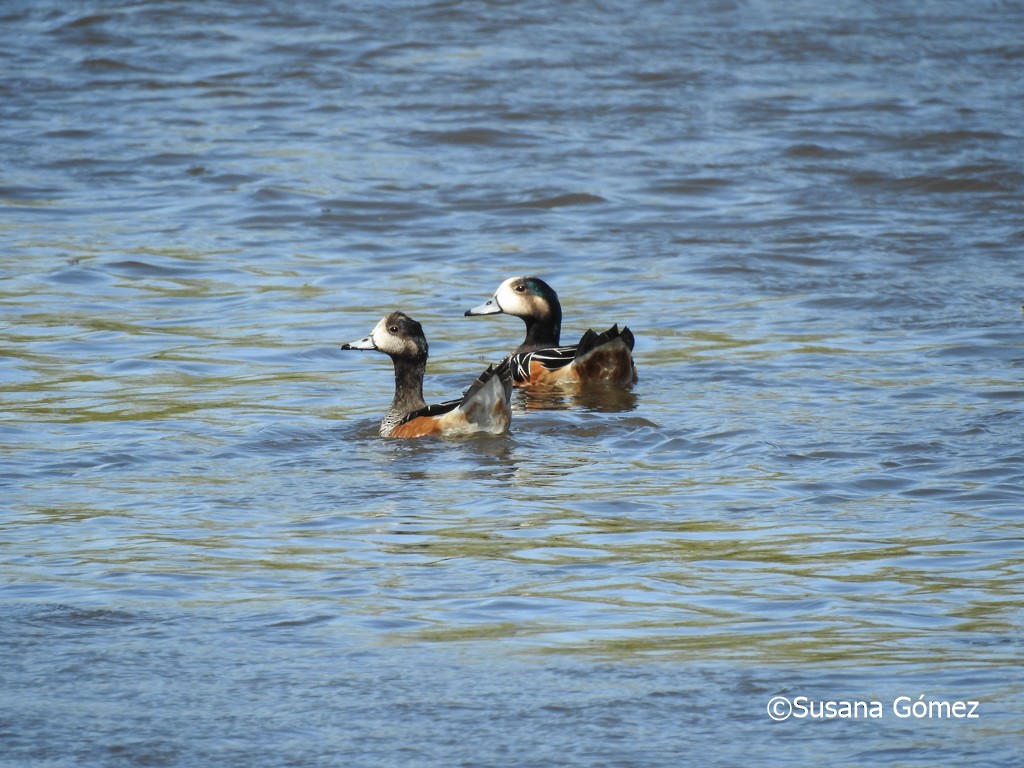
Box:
[516,383,639,413]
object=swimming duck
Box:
[464,276,637,387]
[341,311,513,438]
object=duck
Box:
[464,276,637,388]
[341,311,513,438]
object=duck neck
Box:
[518,306,562,353]
[389,355,427,414]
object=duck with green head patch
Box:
[342,311,513,438]
[465,276,637,388]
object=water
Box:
[2,1,1023,765]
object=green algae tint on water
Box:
[2,2,1023,765]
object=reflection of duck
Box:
[465,276,637,388]
[341,311,512,438]
[517,384,639,414]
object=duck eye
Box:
[514,283,526,292]
[388,325,399,333]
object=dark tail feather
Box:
[574,323,634,360]
[620,325,635,351]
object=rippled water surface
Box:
[3,1,1023,765]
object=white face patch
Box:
[370,314,427,359]
[493,276,543,318]
[368,317,396,354]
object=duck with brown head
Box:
[342,311,513,438]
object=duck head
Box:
[342,311,428,361]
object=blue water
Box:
[2,1,1023,765]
